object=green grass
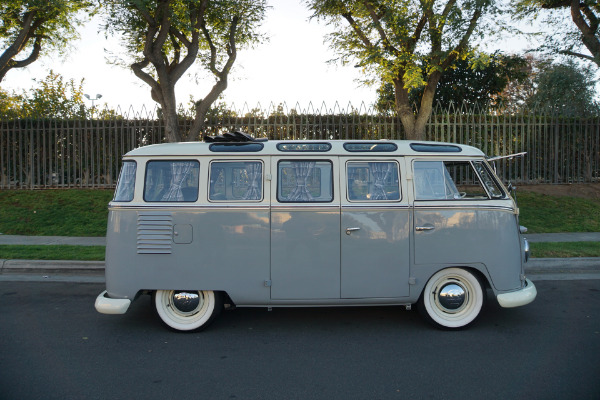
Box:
[0,245,106,261]
[0,190,113,236]
[517,191,600,233]
[529,242,600,258]
[0,188,598,236]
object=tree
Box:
[526,60,599,116]
[23,70,87,118]
[0,0,94,83]
[375,52,529,112]
[0,70,118,119]
[103,0,267,142]
[307,0,503,140]
[517,0,600,67]
[496,54,540,113]
[0,87,25,119]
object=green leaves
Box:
[307,0,498,138]
[0,0,95,82]
[0,70,116,119]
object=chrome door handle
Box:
[345,227,361,235]
[416,225,435,231]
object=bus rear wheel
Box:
[154,289,222,331]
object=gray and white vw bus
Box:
[95,135,536,331]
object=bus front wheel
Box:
[154,289,223,331]
[418,268,484,329]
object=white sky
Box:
[1,1,545,113]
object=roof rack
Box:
[203,131,268,143]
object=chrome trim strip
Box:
[109,205,270,211]
[342,204,410,210]
[271,205,340,211]
[414,204,515,212]
[110,204,511,212]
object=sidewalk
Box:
[0,233,599,281]
[0,235,105,246]
[526,232,600,243]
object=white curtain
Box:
[242,162,262,200]
[161,161,195,201]
[369,162,392,200]
[286,161,315,201]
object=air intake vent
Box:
[137,211,173,254]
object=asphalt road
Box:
[1,280,599,400]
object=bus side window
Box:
[144,160,199,202]
[209,161,263,201]
[347,161,400,201]
[277,160,333,202]
[414,160,496,200]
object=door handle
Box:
[345,227,361,235]
[416,225,435,231]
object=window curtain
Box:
[286,161,315,201]
[242,163,262,200]
[161,161,195,201]
[114,162,136,201]
[369,162,392,200]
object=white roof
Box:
[124,140,485,158]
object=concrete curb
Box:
[2,257,599,277]
[525,257,600,274]
[1,259,105,275]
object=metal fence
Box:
[1,103,599,189]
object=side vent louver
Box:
[137,211,173,254]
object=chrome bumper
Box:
[497,278,537,308]
[95,290,131,314]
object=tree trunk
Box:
[157,84,181,143]
[186,79,228,141]
[393,72,441,141]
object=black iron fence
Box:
[1,103,599,189]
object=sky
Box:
[2,1,539,114]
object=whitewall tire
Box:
[154,290,222,332]
[418,268,484,329]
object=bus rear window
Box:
[113,161,136,202]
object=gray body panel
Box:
[341,207,410,298]
[106,207,271,303]
[413,205,522,291]
[271,207,340,299]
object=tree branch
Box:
[0,11,39,81]
[10,35,43,69]
[581,4,598,32]
[198,9,220,77]
[441,7,482,70]
[361,0,400,55]
[131,58,163,104]
[341,12,374,50]
[408,14,428,52]
[559,49,597,61]
[570,0,600,66]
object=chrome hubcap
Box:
[437,283,466,312]
[171,291,200,313]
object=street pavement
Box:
[2,279,599,400]
[0,233,599,282]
